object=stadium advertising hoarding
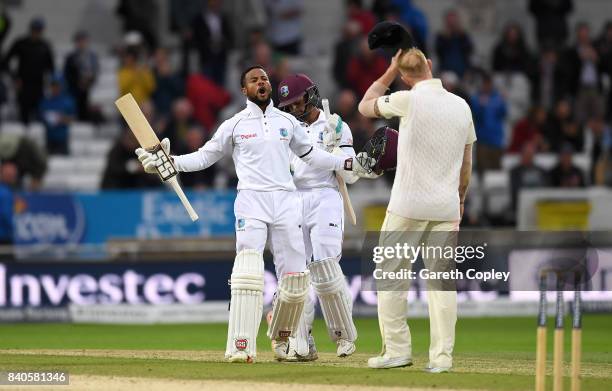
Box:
[1,242,611,322]
[12,190,236,247]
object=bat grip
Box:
[167,176,199,221]
[322,99,331,118]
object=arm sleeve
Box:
[337,122,356,157]
[289,121,315,158]
[376,91,411,119]
[289,122,345,171]
[173,120,233,172]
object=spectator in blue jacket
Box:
[435,9,473,78]
[470,74,507,174]
[391,0,428,52]
[40,76,76,155]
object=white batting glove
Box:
[323,113,343,152]
[332,147,359,184]
[135,137,171,174]
[350,152,382,179]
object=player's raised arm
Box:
[358,49,401,118]
[172,120,234,172]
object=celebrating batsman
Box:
[135,65,371,363]
[358,48,476,371]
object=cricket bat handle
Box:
[167,176,199,221]
[336,173,356,225]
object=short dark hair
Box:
[240,65,266,88]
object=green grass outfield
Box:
[0,316,611,390]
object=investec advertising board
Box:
[12,190,236,246]
[0,259,362,322]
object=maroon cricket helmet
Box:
[277,73,321,113]
[362,126,398,174]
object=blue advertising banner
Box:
[12,190,237,246]
[0,258,363,309]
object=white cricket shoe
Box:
[272,338,291,361]
[336,339,356,357]
[227,351,253,363]
[367,354,412,369]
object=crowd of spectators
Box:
[1,0,612,227]
[332,0,612,224]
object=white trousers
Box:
[377,211,459,368]
[234,190,306,278]
[299,187,344,263]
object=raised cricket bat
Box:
[322,98,357,226]
[115,93,199,221]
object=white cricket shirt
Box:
[291,109,356,190]
[377,78,476,221]
[173,100,345,191]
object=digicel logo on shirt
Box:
[240,133,257,140]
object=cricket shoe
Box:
[424,366,451,373]
[367,354,412,369]
[272,338,291,361]
[227,351,254,363]
[336,339,356,357]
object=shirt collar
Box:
[245,99,275,116]
[412,78,443,91]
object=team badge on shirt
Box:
[279,128,289,139]
[280,85,289,97]
[236,218,246,231]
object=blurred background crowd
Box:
[1,0,612,230]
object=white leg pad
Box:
[290,293,314,356]
[309,257,357,342]
[225,249,264,359]
[267,271,310,340]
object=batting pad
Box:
[309,257,358,342]
[290,293,315,356]
[267,271,310,340]
[225,249,264,359]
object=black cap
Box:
[368,21,415,50]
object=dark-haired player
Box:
[136,65,374,363]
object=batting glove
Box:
[323,113,343,152]
[135,137,171,174]
[350,152,382,179]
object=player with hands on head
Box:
[276,73,358,361]
[358,46,476,371]
[134,65,370,364]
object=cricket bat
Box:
[115,93,199,222]
[322,98,357,226]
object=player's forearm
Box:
[300,147,346,171]
[459,169,471,203]
[358,81,389,118]
[458,145,473,203]
[358,65,397,117]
